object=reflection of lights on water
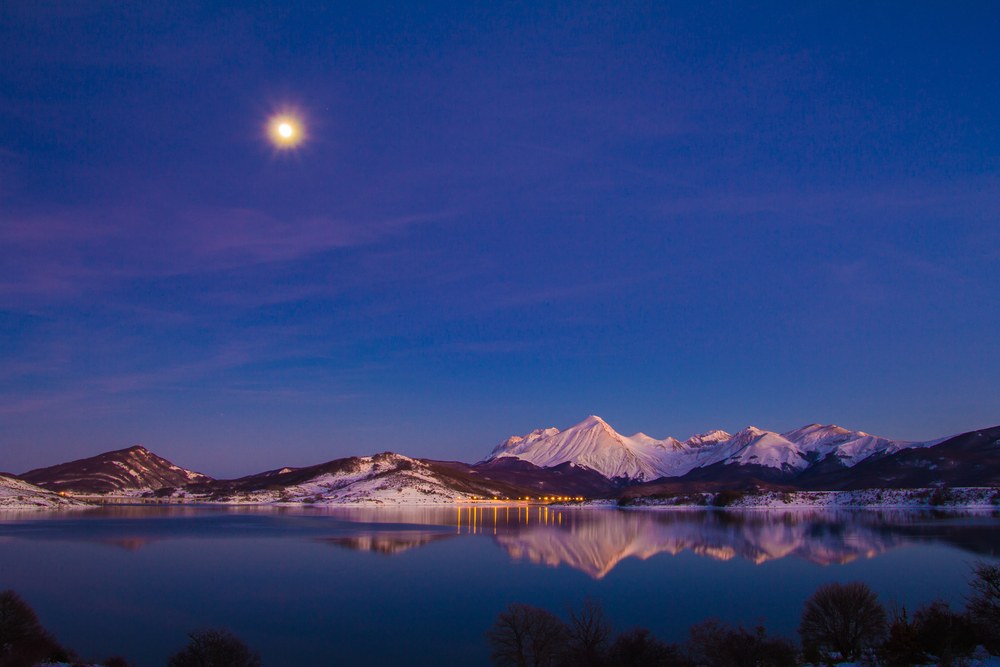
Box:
[453,502,579,534]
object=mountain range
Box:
[7,416,1000,505]
[486,415,943,481]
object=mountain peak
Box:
[486,416,665,480]
[21,445,211,494]
[685,430,732,448]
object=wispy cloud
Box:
[0,205,443,303]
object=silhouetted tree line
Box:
[487,562,1000,667]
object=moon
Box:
[267,114,304,149]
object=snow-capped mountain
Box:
[782,423,941,466]
[487,415,699,481]
[20,445,212,494]
[485,416,944,481]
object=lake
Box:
[1,505,998,666]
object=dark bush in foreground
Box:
[686,618,797,667]
[0,589,72,667]
[968,562,1000,653]
[799,581,886,663]
[487,603,569,667]
[912,601,977,663]
[167,628,261,667]
[881,601,977,666]
[880,607,923,666]
[103,656,133,667]
[609,627,690,666]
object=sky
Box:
[1,1,998,477]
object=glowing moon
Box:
[267,114,304,148]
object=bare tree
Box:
[799,581,886,662]
[167,628,261,667]
[565,598,613,667]
[487,603,569,667]
[967,562,1000,653]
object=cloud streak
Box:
[0,204,443,303]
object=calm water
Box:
[1,505,998,666]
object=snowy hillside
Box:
[204,452,520,505]
[20,445,212,494]
[0,474,86,510]
[486,416,943,481]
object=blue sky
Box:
[1,1,997,476]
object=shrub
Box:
[609,627,689,667]
[929,487,953,506]
[487,603,569,667]
[881,601,978,666]
[880,607,923,666]
[798,581,887,663]
[167,628,261,667]
[711,490,746,507]
[967,562,1000,653]
[911,601,977,664]
[686,618,797,667]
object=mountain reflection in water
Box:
[2,505,998,580]
[315,506,1000,579]
[321,530,454,555]
[489,508,904,578]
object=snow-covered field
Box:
[623,487,1000,510]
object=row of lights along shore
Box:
[456,496,586,503]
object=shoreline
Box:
[2,486,999,513]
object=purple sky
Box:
[1,2,998,477]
